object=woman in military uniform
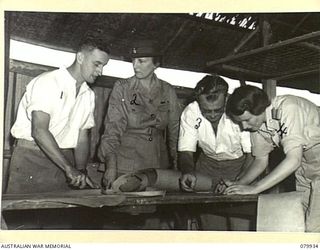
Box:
[98,40,181,189]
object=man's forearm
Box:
[178,151,195,174]
[74,130,90,171]
[32,128,73,171]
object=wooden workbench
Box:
[2,190,258,230]
[2,189,258,210]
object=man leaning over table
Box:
[6,38,110,194]
[178,75,254,231]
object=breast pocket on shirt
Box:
[127,105,146,128]
[158,101,170,112]
[53,95,70,122]
[156,101,170,128]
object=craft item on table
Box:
[110,168,214,192]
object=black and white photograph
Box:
[1,2,320,239]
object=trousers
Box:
[6,139,74,194]
[295,143,320,232]
[196,153,253,231]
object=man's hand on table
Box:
[65,166,99,189]
[65,166,86,188]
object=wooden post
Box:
[262,79,277,100]
[4,12,10,117]
[259,14,272,47]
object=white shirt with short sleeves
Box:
[11,67,95,148]
[178,101,251,161]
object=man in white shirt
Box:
[178,75,253,230]
[6,38,110,194]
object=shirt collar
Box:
[78,82,91,95]
[60,67,77,85]
[60,67,90,94]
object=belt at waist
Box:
[16,139,73,152]
[16,139,41,151]
[126,128,163,136]
[303,143,320,161]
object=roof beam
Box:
[207,31,320,67]
[291,13,311,35]
[220,64,267,77]
[297,42,320,52]
[230,26,260,55]
[162,19,189,54]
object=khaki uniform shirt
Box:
[99,74,181,174]
[252,95,320,185]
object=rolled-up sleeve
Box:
[240,131,252,153]
[98,81,128,161]
[167,86,182,160]
[178,105,198,152]
[251,132,274,157]
[26,76,60,119]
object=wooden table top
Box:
[2,189,258,211]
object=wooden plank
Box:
[2,190,258,211]
[271,68,319,81]
[272,66,320,81]
[220,64,267,77]
[2,190,126,210]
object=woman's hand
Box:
[180,173,197,192]
[103,168,117,190]
[214,179,238,194]
[224,184,258,195]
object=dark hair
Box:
[226,85,271,116]
[77,37,110,54]
[151,56,162,67]
[194,75,228,102]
